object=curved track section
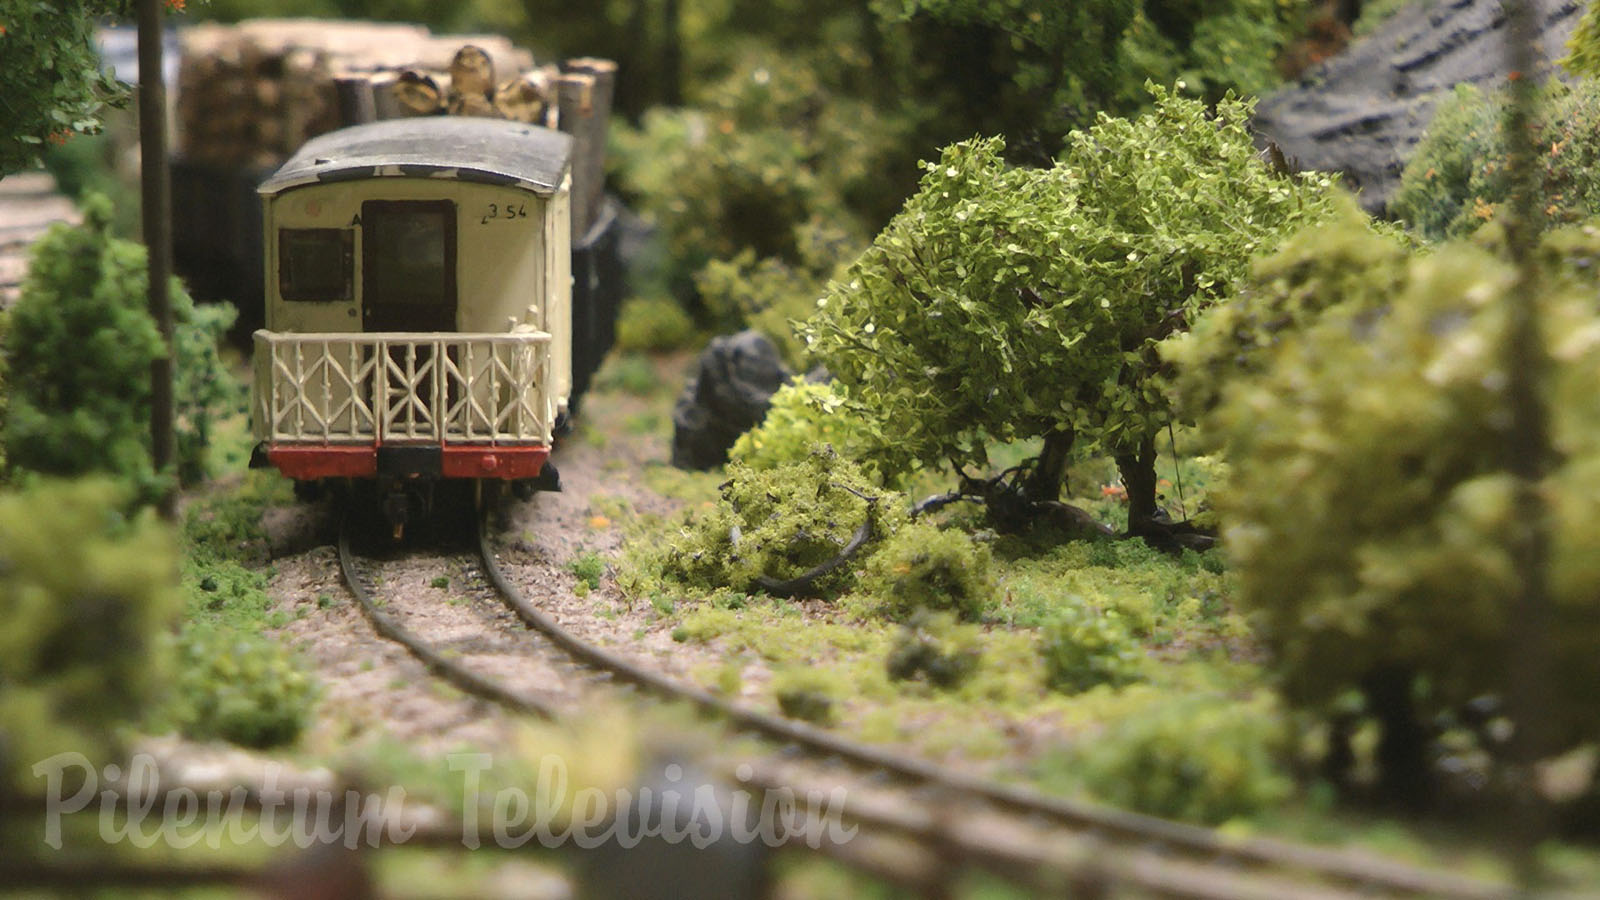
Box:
[337,518,556,720]
[474,523,1515,900]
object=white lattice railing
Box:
[252,330,554,444]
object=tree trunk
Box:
[1024,428,1074,503]
[1362,665,1432,809]
[660,0,683,107]
[1114,437,1159,535]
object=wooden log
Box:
[558,58,616,238]
[334,74,377,126]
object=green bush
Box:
[1070,691,1292,823]
[1039,603,1143,694]
[172,475,313,749]
[886,610,982,689]
[0,479,178,792]
[1163,194,1414,421]
[169,624,316,749]
[859,521,995,622]
[615,294,698,353]
[773,667,842,725]
[729,380,884,479]
[1203,221,1600,760]
[659,447,905,596]
[1391,80,1600,242]
[2,195,240,501]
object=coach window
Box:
[279,228,353,302]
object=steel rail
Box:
[337,518,557,720]
[475,517,1522,900]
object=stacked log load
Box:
[175,20,534,168]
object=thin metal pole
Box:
[1498,0,1553,889]
[138,0,176,519]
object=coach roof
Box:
[259,116,574,197]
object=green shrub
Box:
[860,521,995,622]
[2,194,240,501]
[170,624,316,749]
[1071,691,1292,823]
[729,380,884,480]
[569,552,606,591]
[0,479,178,791]
[773,667,841,725]
[1164,194,1414,422]
[615,295,697,353]
[1039,603,1144,694]
[886,610,982,689]
[172,475,313,749]
[659,447,905,596]
[1391,80,1600,242]
[1203,221,1600,761]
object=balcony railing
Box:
[252,330,554,444]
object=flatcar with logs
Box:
[247,113,620,529]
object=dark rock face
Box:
[1254,0,1582,216]
[671,330,792,470]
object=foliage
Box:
[170,475,315,749]
[1391,80,1600,242]
[657,447,905,596]
[1164,194,1414,421]
[1066,690,1292,823]
[885,610,982,689]
[804,89,1336,518]
[2,195,240,501]
[614,295,697,353]
[609,55,881,329]
[859,521,995,621]
[0,1,130,176]
[0,309,8,474]
[773,666,842,724]
[729,380,884,480]
[1206,222,1600,752]
[0,479,178,792]
[1566,0,1600,78]
[169,624,316,749]
[1039,602,1144,694]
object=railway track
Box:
[335,508,1558,900]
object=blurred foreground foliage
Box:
[0,479,177,793]
[1,195,239,503]
[1192,211,1600,797]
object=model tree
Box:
[1194,217,1600,802]
[0,1,131,177]
[3,196,236,500]
[803,88,1336,535]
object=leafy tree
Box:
[3,195,238,501]
[1195,219,1600,801]
[1390,79,1600,242]
[803,88,1337,535]
[0,478,179,793]
[0,1,131,177]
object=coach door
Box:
[361,200,459,444]
[361,200,457,332]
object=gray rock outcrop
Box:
[671,330,792,470]
[1254,0,1583,215]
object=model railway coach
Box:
[248,116,620,528]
